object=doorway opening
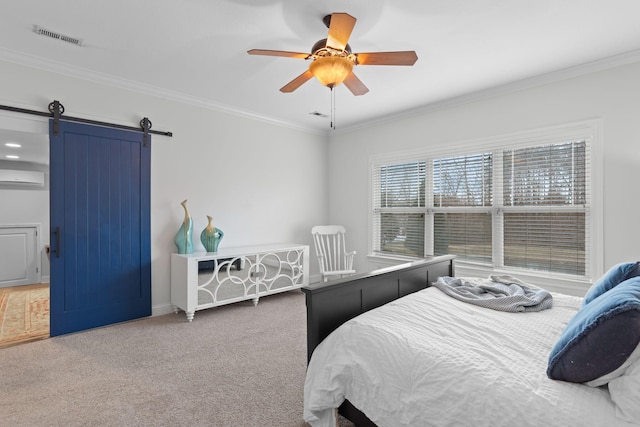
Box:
[0,111,50,347]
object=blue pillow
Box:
[547,277,640,383]
[582,261,640,306]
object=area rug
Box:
[0,283,49,348]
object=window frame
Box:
[368,120,603,293]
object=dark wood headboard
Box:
[302,255,455,362]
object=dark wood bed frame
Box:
[302,255,456,426]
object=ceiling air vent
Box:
[33,25,83,46]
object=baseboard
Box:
[152,303,176,317]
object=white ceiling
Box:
[2,0,640,164]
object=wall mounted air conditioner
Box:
[0,169,45,186]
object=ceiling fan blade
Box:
[247,49,310,59]
[355,51,418,66]
[343,72,369,96]
[326,13,356,50]
[280,70,314,93]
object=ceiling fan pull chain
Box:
[330,87,335,130]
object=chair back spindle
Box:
[311,225,356,282]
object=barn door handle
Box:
[53,226,61,258]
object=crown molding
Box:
[0,47,327,137]
[334,48,640,136]
[2,46,639,139]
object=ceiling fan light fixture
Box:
[249,12,415,96]
[309,56,354,88]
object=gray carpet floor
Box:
[0,290,355,427]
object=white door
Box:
[0,226,38,288]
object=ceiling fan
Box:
[248,12,418,96]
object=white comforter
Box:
[304,287,638,427]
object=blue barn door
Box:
[49,120,151,336]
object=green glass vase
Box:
[174,200,194,254]
[200,215,224,252]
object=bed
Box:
[301,257,640,427]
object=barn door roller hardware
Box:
[0,100,173,146]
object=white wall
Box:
[0,60,328,314]
[3,56,638,307]
[328,60,640,295]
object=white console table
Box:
[171,243,309,321]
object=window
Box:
[372,161,426,257]
[501,142,588,275]
[433,153,493,263]
[370,122,599,281]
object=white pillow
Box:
[608,355,640,423]
[585,343,640,387]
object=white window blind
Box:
[502,141,588,275]
[433,153,493,208]
[372,161,426,257]
[370,124,596,282]
[433,153,493,263]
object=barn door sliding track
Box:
[0,100,172,146]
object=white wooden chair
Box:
[311,225,356,282]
